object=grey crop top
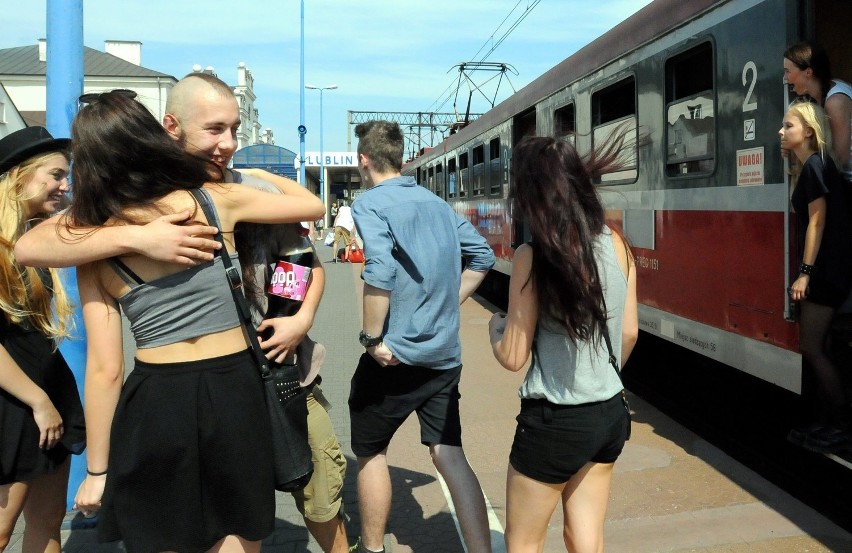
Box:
[108,189,242,348]
[518,227,627,404]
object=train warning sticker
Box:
[736,147,764,186]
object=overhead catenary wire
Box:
[426,0,541,114]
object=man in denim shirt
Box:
[348,121,495,553]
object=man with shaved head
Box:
[164,73,242,176]
[15,74,350,553]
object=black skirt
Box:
[0,326,85,485]
[98,349,275,553]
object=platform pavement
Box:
[10,242,852,552]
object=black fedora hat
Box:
[0,127,70,176]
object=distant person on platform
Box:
[15,74,351,553]
[330,201,355,263]
[347,120,495,553]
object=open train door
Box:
[805,0,852,346]
[808,0,852,85]
[784,1,852,322]
[510,107,537,248]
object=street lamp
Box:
[305,84,337,225]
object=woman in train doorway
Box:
[781,100,852,453]
[784,41,852,183]
[488,135,638,553]
[63,91,324,553]
[0,127,85,552]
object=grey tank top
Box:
[826,79,852,180]
[519,226,627,404]
[108,189,242,348]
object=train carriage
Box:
[402,0,852,394]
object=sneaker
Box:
[787,422,826,447]
[802,425,852,453]
[349,537,385,553]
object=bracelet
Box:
[799,263,815,276]
[86,468,108,476]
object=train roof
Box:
[406,0,723,166]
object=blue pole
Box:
[299,0,306,189]
[46,1,82,136]
[46,0,87,512]
[320,88,325,212]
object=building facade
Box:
[0,39,176,124]
[0,41,275,150]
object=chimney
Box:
[38,38,47,62]
[104,40,141,65]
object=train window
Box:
[665,42,715,176]
[435,163,444,199]
[427,166,434,192]
[513,108,536,146]
[416,167,422,187]
[459,152,469,198]
[448,158,457,198]
[489,137,502,196]
[591,77,637,184]
[472,145,485,196]
[555,103,575,145]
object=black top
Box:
[0,268,85,484]
[791,153,852,306]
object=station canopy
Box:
[232,144,296,180]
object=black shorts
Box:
[509,394,629,484]
[348,353,462,457]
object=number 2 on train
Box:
[742,61,758,112]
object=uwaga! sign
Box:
[736,147,764,186]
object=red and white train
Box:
[402,0,851,395]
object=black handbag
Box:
[190,188,313,492]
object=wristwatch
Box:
[359,330,383,348]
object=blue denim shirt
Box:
[353,176,495,369]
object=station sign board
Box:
[294,152,357,168]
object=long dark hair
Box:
[510,135,627,343]
[67,91,212,226]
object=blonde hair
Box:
[0,151,73,340]
[787,100,833,162]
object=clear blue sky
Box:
[4,1,653,153]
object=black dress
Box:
[0,269,86,484]
[791,153,852,307]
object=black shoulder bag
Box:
[602,328,632,440]
[190,188,313,492]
